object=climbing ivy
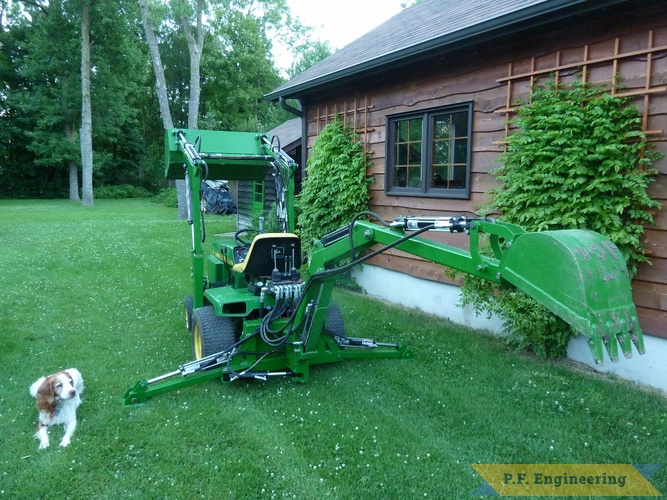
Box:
[296,117,372,255]
[457,77,662,359]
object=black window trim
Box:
[385,101,473,200]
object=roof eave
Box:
[265,0,629,102]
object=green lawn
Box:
[0,199,665,499]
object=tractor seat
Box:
[232,233,301,278]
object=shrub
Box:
[458,77,662,359]
[251,202,282,233]
[93,184,152,199]
[153,187,178,208]
[296,117,372,255]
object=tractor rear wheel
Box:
[192,306,236,359]
[323,301,346,338]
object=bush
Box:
[251,202,282,233]
[153,187,178,208]
[296,117,372,255]
[458,77,662,360]
[93,184,152,199]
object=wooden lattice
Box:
[495,30,667,145]
[314,97,374,147]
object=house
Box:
[265,0,667,390]
[235,117,302,228]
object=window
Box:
[386,102,472,199]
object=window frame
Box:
[385,102,473,199]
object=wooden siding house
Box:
[266,0,667,341]
[236,117,302,228]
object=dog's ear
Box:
[36,377,56,413]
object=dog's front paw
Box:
[38,440,49,449]
[59,436,71,447]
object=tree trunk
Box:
[138,0,173,130]
[65,123,80,202]
[180,0,204,129]
[80,0,94,206]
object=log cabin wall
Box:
[303,4,667,338]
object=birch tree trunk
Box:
[180,0,204,129]
[80,0,94,206]
[138,0,173,130]
[65,123,80,202]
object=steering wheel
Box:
[234,228,265,248]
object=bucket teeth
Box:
[588,318,642,364]
[602,334,619,363]
[616,331,633,359]
[588,337,604,365]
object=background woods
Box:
[0,0,328,200]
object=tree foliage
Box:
[0,0,320,198]
[457,78,662,359]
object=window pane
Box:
[396,143,407,165]
[454,138,467,164]
[433,140,449,165]
[452,111,468,136]
[432,166,447,187]
[408,118,422,141]
[394,166,407,187]
[397,121,409,142]
[392,118,423,189]
[408,166,421,188]
[452,166,466,187]
[409,143,422,166]
[433,116,450,140]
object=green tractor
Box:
[123,129,644,405]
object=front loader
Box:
[123,129,645,406]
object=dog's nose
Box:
[69,390,77,397]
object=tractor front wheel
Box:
[184,296,194,333]
[192,306,236,359]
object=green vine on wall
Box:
[296,117,372,255]
[457,77,662,359]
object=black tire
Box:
[192,306,236,359]
[184,296,194,333]
[323,301,346,338]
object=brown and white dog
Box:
[29,368,84,449]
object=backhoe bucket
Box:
[499,229,644,364]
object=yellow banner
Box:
[471,464,662,496]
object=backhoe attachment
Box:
[373,216,645,364]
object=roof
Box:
[267,117,301,151]
[266,0,629,101]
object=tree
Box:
[6,0,82,199]
[80,0,94,206]
[138,0,173,129]
[174,0,204,129]
[286,39,331,79]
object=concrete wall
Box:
[352,264,667,394]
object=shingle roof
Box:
[267,117,301,151]
[266,0,628,101]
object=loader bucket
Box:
[499,229,644,364]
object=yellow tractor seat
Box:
[232,233,301,278]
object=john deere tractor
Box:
[123,129,644,405]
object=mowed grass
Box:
[0,199,665,499]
